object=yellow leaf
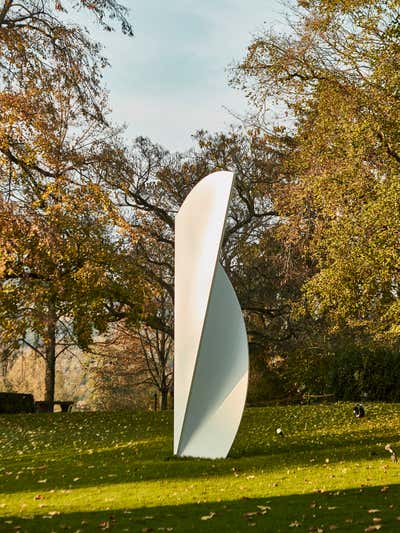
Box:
[200,512,216,521]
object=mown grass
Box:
[1,403,400,532]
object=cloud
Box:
[109,84,249,151]
[77,0,288,150]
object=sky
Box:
[81,1,287,151]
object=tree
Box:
[137,290,173,410]
[0,0,142,406]
[108,129,303,405]
[0,339,19,381]
[233,0,400,341]
[87,325,150,411]
[0,182,142,404]
[89,309,174,411]
[0,1,132,125]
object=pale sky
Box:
[81,1,287,151]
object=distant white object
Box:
[385,443,398,462]
[174,170,249,459]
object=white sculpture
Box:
[174,170,249,459]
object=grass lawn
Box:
[1,403,400,532]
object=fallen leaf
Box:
[290,521,301,528]
[380,486,389,493]
[368,510,381,514]
[364,526,381,532]
[200,512,216,521]
[257,505,271,512]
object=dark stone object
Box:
[0,392,35,414]
[353,404,365,418]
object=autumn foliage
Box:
[2,0,400,407]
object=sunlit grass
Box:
[1,403,400,531]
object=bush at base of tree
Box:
[246,354,287,406]
[285,341,400,403]
[327,345,400,403]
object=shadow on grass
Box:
[1,484,400,532]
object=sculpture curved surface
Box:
[174,170,249,459]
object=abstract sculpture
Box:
[174,170,249,459]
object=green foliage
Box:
[246,356,286,405]
[284,345,333,398]
[328,345,400,402]
[233,0,400,341]
[2,404,400,531]
[284,336,400,402]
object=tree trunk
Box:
[1,349,9,377]
[160,388,169,410]
[44,308,57,410]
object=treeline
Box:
[1,0,400,409]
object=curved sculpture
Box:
[174,170,249,459]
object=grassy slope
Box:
[1,403,400,532]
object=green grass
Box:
[1,403,400,532]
